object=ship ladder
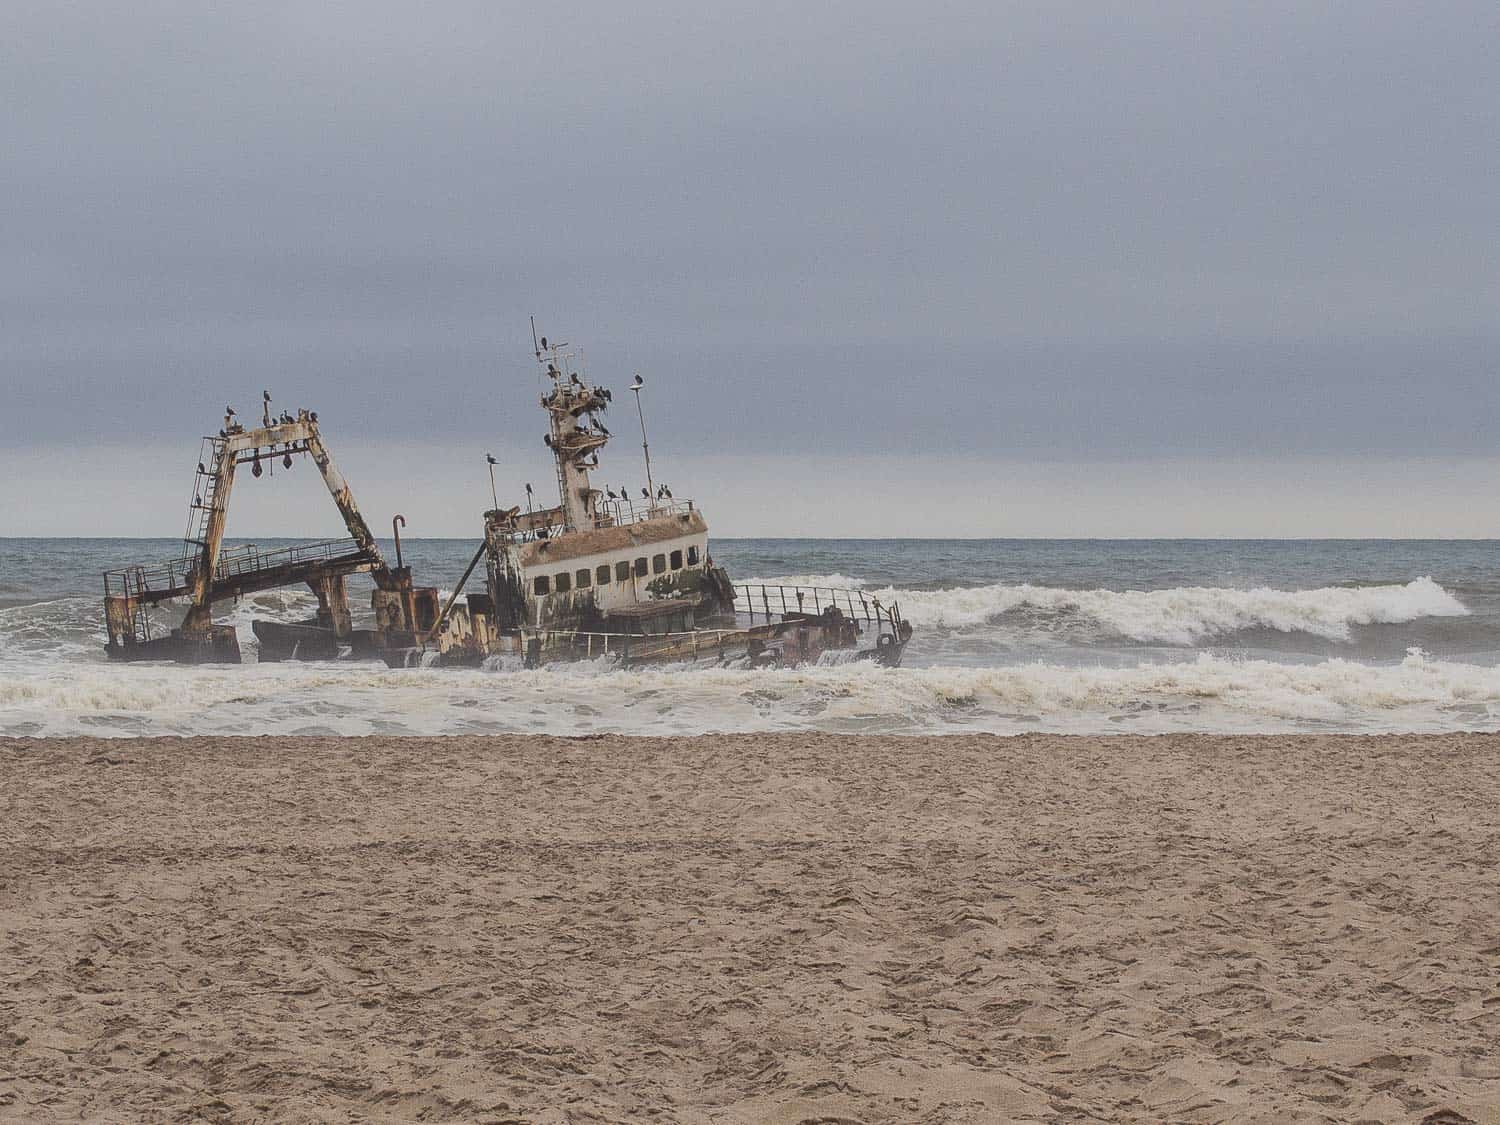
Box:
[182,435,227,551]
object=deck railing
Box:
[527,625,745,660]
[493,499,697,543]
[104,537,371,602]
[592,498,694,529]
[733,583,901,626]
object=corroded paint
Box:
[103,337,917,671]
[103,409,419,663]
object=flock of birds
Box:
[606,484,674,503]
[219,379,675,510]
[218,392,318,438]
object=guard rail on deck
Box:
[526,625,745,660]
[104,537,373,603]
[733,584,902,627]
[592,498,695,529]
[493,499,697,543]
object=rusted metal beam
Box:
[423,541,489,645]
[304,425,394,589]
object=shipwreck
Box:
[102,336,913,669]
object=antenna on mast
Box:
[630,373,656,506]
[530,316,540,360]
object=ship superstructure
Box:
[409,334,911,668]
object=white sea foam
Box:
[0,575,1488,739]
[2,578,1466,674]
[4,648,1500,738]
[744,573,868,590]
[860,576,1468,643]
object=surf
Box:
[754,574,1468,644]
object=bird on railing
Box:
[607,488,617,500]
[641,487,650,499]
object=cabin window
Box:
[634,557,648,577]
[652,554,667,575]
[687,545,700,565]
[670,549,683,570]
[533,575,550,596]
[617,560,632,582]
[555,571,571,593]
[597,564,611,585]
[576,568,591,589]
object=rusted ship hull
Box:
[388,594,912,670]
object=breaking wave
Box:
[744,572,867,590]
[0,569,1490,738]
[3,649,1500,738]
[753,575,1468,644]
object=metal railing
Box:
[493,498,697,543]
[104,557,199,602]
[211,538,371,580]
[733,583,900,626]
[104,537,372,602]
[528,624,745,660]
[591,498,695,529]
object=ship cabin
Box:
[478,339,734,648]
[485,501,723,637]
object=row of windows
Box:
[533,545,699,596]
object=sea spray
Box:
[5,651,1500,738]
[2,541,1496,738]
[754,575,1469,644]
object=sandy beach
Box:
[1,734,1498,1123]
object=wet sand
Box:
[2,734,1498,1123]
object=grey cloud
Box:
[3,1,1498,470]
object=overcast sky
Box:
[4,2,1499,536]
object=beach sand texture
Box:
[2,733,1498,1123]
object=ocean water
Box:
[4,537,1500,737]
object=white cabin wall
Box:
[513,531,709,616]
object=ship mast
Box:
[534,333,612,531]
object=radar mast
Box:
[534,333,612,531]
